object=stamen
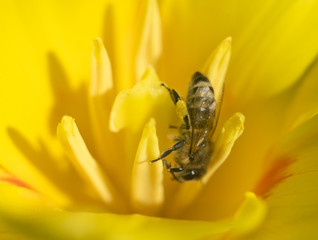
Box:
[57,116,123,209]
[130,118,164,215]
[134,0,162,80]
[109,66,171,132]
[89,38,118,172]
[202,112,245,184]
[91,38,113,96]
[202,37,232,105]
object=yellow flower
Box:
[1,0,318,239]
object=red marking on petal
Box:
[0,165,33,190]
[0,177,32,189]
[254,156,295,199]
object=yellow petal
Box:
[228,1,318,101]
[245,113,318,239]
[289,109,318,134]
[130,118,164,215]
[202,37,232,105]
[202,112,245,184]
[283,58,318,132]
[109,66,176,198]
[229,192,267,238]
[88,38,116,165]
[88,37,130,195]
[159,0,318,101]
[0,183,49,210]
[0,210,228,240]
[162,180,202,217]
[0,184,51,240]
[57,116,125,211]
[0,0,111,135]
[109,66,174,133]
[0,0,115,208]
[90,38,113,96]
[89,37,113,151]
[1,0,110,87]
[103,0,161,90]
[134,0,162,81]
[0,129,72,207]
[197,92,297,221]
[0,1,72,207]
[0,189,266,240]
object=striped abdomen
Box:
[186,72,216,130]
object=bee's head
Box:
[177,168,206,182]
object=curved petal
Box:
[283,57,318,132]
[229,192,267,238]
[0,190,266,240]
[203,112,245,184]
[57,116,112,203]
[109,66,176,197]
[159,0,318,101]
[88,38,117,171]
[134,0,162,81]
[57,116,126,212]
[202,37,232,105]
[109,66,175,133]
[103,0,162,90]
[245,113,318,239]
[0,0,114,207]
[89,37,114,158]
[130,118,164,215]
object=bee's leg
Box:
[162,159,171,169]
[161,159,183,182]
[161,83,190,129]
[151,140,185,163]
[168,167,184,183]
[168,167,184,172]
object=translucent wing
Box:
[187,72,221,154]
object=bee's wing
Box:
[209,83,224,139]
[191,87,223,152]
[192,118,214,152]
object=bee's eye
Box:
[180,169,204,181]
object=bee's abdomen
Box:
[187,72,216,129]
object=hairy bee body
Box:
[152,72,218,182]
[173,72,216,181]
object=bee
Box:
[151,72,220,182]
